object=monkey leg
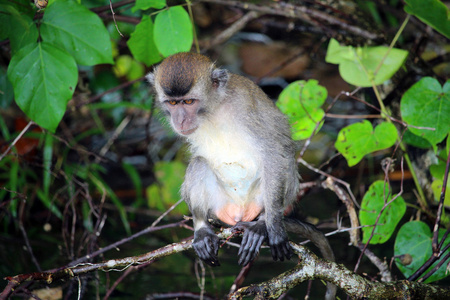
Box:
[193,225,220,266]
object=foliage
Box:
[146,161,189,215]
[335,121,397,167]
[153,6,193,57]
[325,38,408,87]
[1,0,450,298]
[282,12,449,285]
[277,79,327,140]
[395,221,450,283]
[7,42,78,132]
[359,180,406,244]
[400,77,450,152]
[404,0,450,38]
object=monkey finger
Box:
[238,244,256,266]
[242,235,264,265]
[248,234,265,255]
[239,251,252,266]
[282,242,293,260]
[195,244,220,266]
[270,245,283,261]
[239,232,265,265]
[238,233,250,256]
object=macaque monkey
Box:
[147,53,335,288]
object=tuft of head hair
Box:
[154,53,214,97]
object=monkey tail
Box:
[284,217,337,300]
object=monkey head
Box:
[146,52,229,136]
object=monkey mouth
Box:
[180,126,198,135]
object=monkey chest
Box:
[190,119,262,201]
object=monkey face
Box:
[164,98,201,135]
[147,53,229,137]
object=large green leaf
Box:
[360,181,406,244]
[154,6,193,57]
[400,77,450,151]
[0,5,38,55]
[146,161,189,215]
[127,15,162,66]
[40,0,113,66]
[395,221,450,283]
[335,120,397,166]
[277,80,327,140]
[132,0,166,12]
[404,0,450,39]
[325,38,408,87]
[7,42,78,132]
[0,67,13,108]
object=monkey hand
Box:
[237,221,267,266]
[193,227,220,266]
[267,227,292,262]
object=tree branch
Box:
[199,0,381,40]
[3,227,450,299]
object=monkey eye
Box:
[167,100,178,106]
[183,99,195,105]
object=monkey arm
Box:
[182,156,226,266]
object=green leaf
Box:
[113,55,144,80]
[395,221,450,283]
[122,163,144,207]
[0,5,38,55]
[404,0,450,39]
[146,161,189,215]
[277,80,327,140]
[400,77,450,151]
[41,0,113,66]
[325,38,408,87]
[154,6,193,57]
[132,0,166,12]
[431,179,450,205]
[430,150,450,205]
[7,42,78,132]
[0,66,13,108]
[360,180,406,244]
[127,15,162,66]
[335,121,397,166]
[402,129,432,149]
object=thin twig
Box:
[433,146,450,251]
[206,10,262,49]
[109,0,124,37]
[0,121,35,162]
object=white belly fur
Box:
[188,115,261,207]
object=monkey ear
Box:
[146,72,155,86]
[211,68,229,89]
